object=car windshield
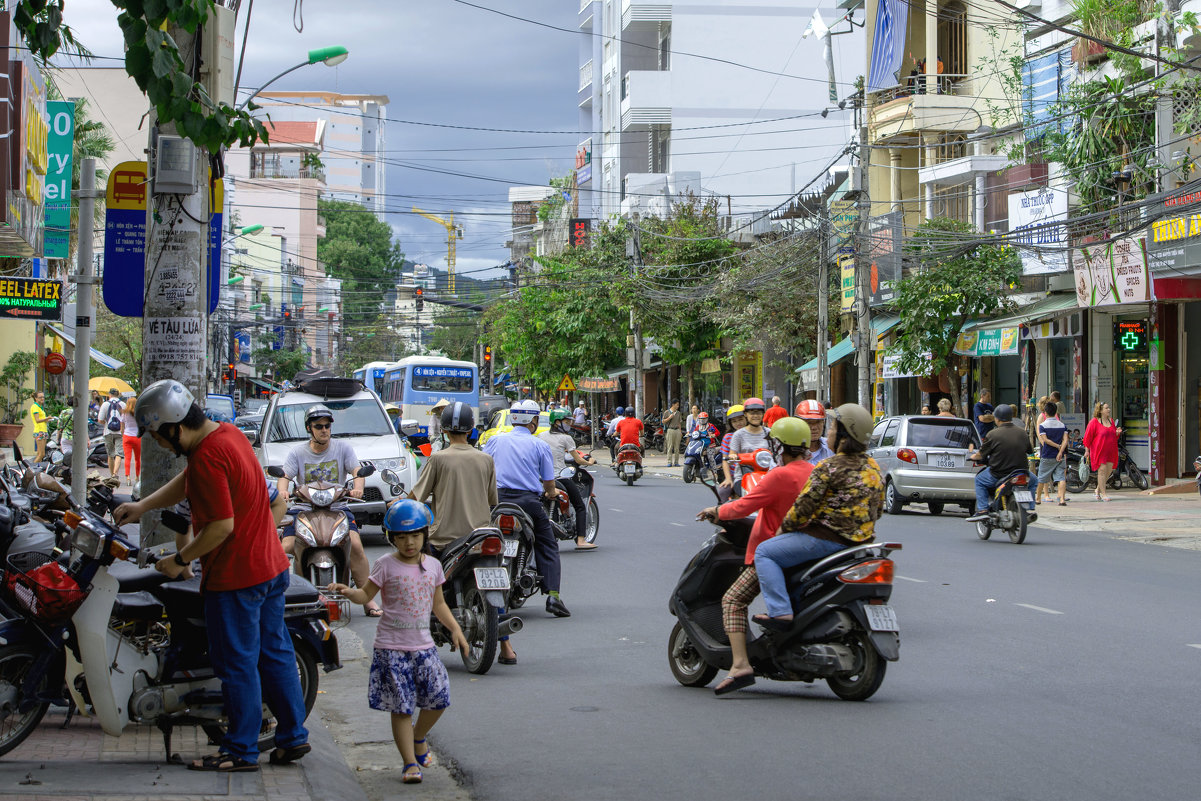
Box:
[409,365,474,393]
[242,399,268,414]
[908,419,977,450]
[267,399,393,442]
[205,395,236,420]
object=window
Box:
[659,26,671,71]
[409,366,474,393]
[879,420,900,447]
[267,399,393,443]
[906,419,978,449]
[868,420,890,449]
[938,1,968,89]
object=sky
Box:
[55,0,861,280]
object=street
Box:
[325,467,1201,801]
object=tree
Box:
[337,315,414,374]
[426,308,482,362]
[91,306,143,390]
[889,218,1024,410]
[317,199,405,326]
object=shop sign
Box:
[866,211,902,306]
[43,101,74,259]
[578,376,620,393]
[0,276,62,321]
[830,200,858,244]
[1074,237,1151,308]
[1146,188,1201,275]
[839,255,856,313]
[1112,320,1148,353]
[576,139,592,184]
[569,218,590,249]
[734,351,762,399]
[879,352,928,379]
[234,331,252,363]
[954,327,1019,357]
[1022,313,1082,340]
[1008,186,1069,275]
[0,29,49,258]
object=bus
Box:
[380,355,479,435]
[353,361,400,397]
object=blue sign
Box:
[413,366,474,378]
[235,331,252,363]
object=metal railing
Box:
[580,60,594,91]
[872,73,972,104]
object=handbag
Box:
[1078,451,1090,483]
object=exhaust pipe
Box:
[498,616,524,637]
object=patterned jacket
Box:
[779,452,884,544]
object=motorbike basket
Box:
[3,551,87,626]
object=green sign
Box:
[44,101,74,259]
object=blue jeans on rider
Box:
[754,532,847,618]
[204,569,308,762]
[974,470,1036,514]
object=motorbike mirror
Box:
[356,462,375,478]
[265,465,286,479]
[695,461,723,503]
[399,419,422,437]
[50,450,64,465]
[380,468,399,486]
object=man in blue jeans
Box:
[966,403,1037,522]
[116,379,308,772]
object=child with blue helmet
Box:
[328,499,467,784]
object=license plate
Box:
[623,464,635,474]
[1014,490,1033,503]
[474,567,511,591]
[864,604,898,632]
[934,453,962,469]
[502,538,518,558]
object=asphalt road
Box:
[351,468,1201,801]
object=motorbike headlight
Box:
[293,517,318,547]
[310,488,335,507]
[330,517,350,546]
[71,523,105,559]
[755,450,774,470]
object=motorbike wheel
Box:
[584,499,600,544]
[656,437,666,454]
[826,631,887,702]
[625,475,635,486]
[1066,467,1087,493]
[460,586,499,675]
[1127,463,1149,491]
[0,646,51,757]
[203,641,318,752]
[667,622,718,688]
[682,464,695,484]
[976,520,992,540]
[1004,497,1028,544]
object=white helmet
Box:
[509,399,541,426]
[136,379,195,435]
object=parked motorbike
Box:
[645,415,666,453]
[545,459,600,545]
[612,443,644,486]
[682,428,720,484]
[568,420,592,448]
[267,463,375,588]
[667,469,901,700]
[0,500,340,760]
[970,467,1034,544]
[1065,437,1148,493]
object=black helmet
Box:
[441,401,475,433]
[994,403,1014,423]
[624,406,635,417]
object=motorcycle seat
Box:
[285,572,321,605]
[113,590,165,622]
[109,559,172,592]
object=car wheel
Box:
[883,481,905,515]
[927,501,944,516]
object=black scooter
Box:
[667,472,901,701]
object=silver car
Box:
[868,415,982,515]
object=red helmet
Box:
[696,412,709,420]
[794,399,825,420]
[743,397,766,412]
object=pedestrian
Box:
[685,403,699,434]
[88,389,102,422]
[937,398,955,417]
[1083,401,1122,502]
[1036,400,1069,506]
[1050,390,1065,417]
[573,400,587,428]
[329,500,468,785]
[121,395,141,485]
[114,380,310,772]
[428,398,452,453]
[972,389,995,439]
[29,390,48,462]
[921,404,932,416]
[98,388,125,477]
[663,398,683,467]
[762,395,788,427]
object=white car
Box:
[255,388,418,527]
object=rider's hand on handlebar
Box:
[114,501,144,526]
[719,477,733,489]
[698,506,718,522]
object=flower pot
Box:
[0,423,23,446]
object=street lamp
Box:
[237,47,350,111]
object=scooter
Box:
[612,443,644,486]
[667,470,901,701]
[492,503,540,610]
[729,448,773,495]
[970,465,1034,544]
[268,463,375,588]
[682,428,719,484]
[546,458,601,545]
[1065,436,1149,493]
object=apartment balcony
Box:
[868,87,986,143]
[248,164,326,182]
[579,60,594,108]
[622,0,671,31]
[580,0,594,28]
[918,154,1009,187]
[620,70,671,131]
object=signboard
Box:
[576,138,592,184]
[144,316,204,363]
[0,276,62,321]
[866,211,902,306]
[0,33,49,258]
[103,161,223,316]
[1146,187,1201,275]
[840,255,856,313]
[954,328,1019,357]
[557,374,577,392]
[1008,185,1069,274]
[569,218,590,249]
[830,200,858,243]
[234,330,252,363]
[578,376,620,393]
[734,351,763,400]
[1112,320,1148,353]
[1074,237,1151,308]
[43,101,74,259]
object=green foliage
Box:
[426,309,482,362]
[252,342,306,383]
[12,0,268,152]
[0,351,39,425]
[890,219,1023,404]
[536,174,574,223]
[317,199,405,325]
[91,306,143,391]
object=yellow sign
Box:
[840,255,856,313]
[106,161,148,210]
[734,351,763,401]
[557,374,576,392]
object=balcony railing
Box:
[580,60,594,92]
[873,74,971,104]
[248,165,326,182]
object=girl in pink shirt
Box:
[330,500,467,784]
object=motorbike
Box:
[568,420,593,448]
[970,466,1034,544]
[645,415,666,453]
[1065,436,1148,493]
[729,448,773,495]
[612,443,644,486]
[267,463,375,588]
[682,429,720,484]
[0,499,340,760]
[545,459,600,545]
[667,469,901,701]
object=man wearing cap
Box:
[795,399,834,465]
[966,403,1036,522]
[573,400,587,428]
[98,387,126,476]
[428,397,452,452]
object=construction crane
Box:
[412,207,463,294]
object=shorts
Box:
[1037,455,1066,484]
[368,647,450,716]
[104,431,124,458]
[33,432,48,441]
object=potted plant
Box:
[0,350,39,445]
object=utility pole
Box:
[627,214,644,419]
[70,159,99,503]
[140,24,211,545]
[854,97,873,408]
[816,205,829,404]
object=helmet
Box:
[743,397,766,412]
[615,406,625,417]
[794,399,825,420]
[549,408,571,427]
[726,404,745,419]
[696,412,709,421]
[383,499,433,535]
[305,405,334,427]
[135,379,194,435]
[829,403,873,445]
[441,401,475,433]
[509,399,541,426]
[769,417,811,446]
[994,403,1014,423]
[624,406,635,416]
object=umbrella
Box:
[89,376,134,395]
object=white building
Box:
[577,0,863,222]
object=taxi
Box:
[477,408,550,447]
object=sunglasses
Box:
[310,423,332,430]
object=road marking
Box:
[609,508,623,513]
[1015,603,1064,615]
[895,575,926,583]
[1187,644,1201,650]
[670,522,685,527]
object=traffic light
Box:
[414,286,424,312]
[484,345,492,363]
[226,363,236,383]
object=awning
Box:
[961,294,1079,332]
[234,362,257,378]
[44,324,125,370]
[248,377,277,392]
[796,315,902,379]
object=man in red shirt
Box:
[614,406,644,448]
[115,380,308,773]
[762,395,788,428]
[698,417,813,695]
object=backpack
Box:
[105,401,123,432]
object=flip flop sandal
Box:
[574,543,598,551]
[402,763,423,784]
[365,606,383,617]
[269,743,312,765]
[714,673,756,696]
[498,655,518,665]
[414,738,432,767]
[188,753,259,772]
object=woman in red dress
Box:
[1083,401,1122,501]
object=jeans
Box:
[498,488,560,593]
[754,533,846,618]
[974,470,1036,514]
[557,476,587,540]
[204,570,308,762]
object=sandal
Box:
[414,738,432,767]
[269,743,311,765]
[402,763,423,784]
[714,672,756,695]
[365,604,383,618]
[188,752,259,772]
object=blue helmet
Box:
[383,499,432,535]
[615,406,624,416]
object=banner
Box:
[866,211,902,306]
[840,255,856,313]
[578,376,620,393]
[1008,185,1069,274]
[734,351,763,400]
[1074,237,1151,308]
[0,276,62,321]
[44,100,74,259]
[955,328,1019,357]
